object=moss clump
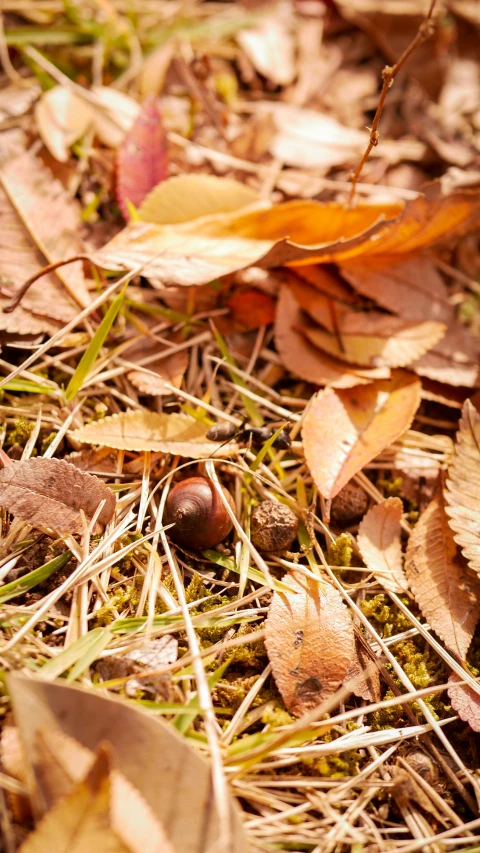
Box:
[360,594,411,637]
[327,533,352,567]
[377,476,403,498]
[7,418,34,447]
[261,705,294,727]
[94,584,142,625]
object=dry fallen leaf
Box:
[0,458,115,533]
[1,150,90,310]
[70,410,231,457]
[123,327,188,397]
[137,174,260,227]
[302,372,421,500]
[237,18,296,86]
[265,571,355,717]
[445,400,480,577]
[358,497,409,593]
[405,493,480,658]
[344,636,381,703]
[302,314,445,369]
[447,673,480,733]
[217,288,276,335]
[275,286,390,388]
[90,86,140,148]
[35,86,92,163]
[8,674,247,852]
[19,746,131,853]
[116,96,168,221]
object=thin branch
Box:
[349,0,438,206]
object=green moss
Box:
[41,432,56,454]
[360,594,411,637]
[261,706,294,727]
[327,532,352,567]
[7,418,34,447]
[377,476,403,498]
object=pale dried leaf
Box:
[138,174,259,226]
[267,104,367,170]
[19,747,130,853]
[405,493,480,658]
[0,725,26,782]
[91,86,140,148]
[1,150,90,309]
[124,328,188,396]
[0,458,115,533]
[275,286,390,388]
[8,675,247,852]
[35,87,92,163]
[302,372,421,500]
[445,400,480,576]
[237,19,296,86]
[70,410,230,457]
[344,637,381,702]
[140,41,175,98]
[0,83,40,123]
[358,498,408,593]
[448,674,480,732]
[303,316,446,368]
[265,571,355,717]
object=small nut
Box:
[330,481,369,527]
[250,501,299,552]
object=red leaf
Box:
[116,97,168,221]
[217,288,276,334]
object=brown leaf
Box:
[448,673,480,733]
[344,637,381,702]
[265,571,354,717]
[8,675,247,852]
[445,400,480,576]
[358,498,409,593]
[116,97,168,221]
[70,411,232,457]
[274,286,390,388]
[123,327,188,397]
[0,458,115,533]
[1,150,90,310]
[405,493,480,658]
[302,315,445,369]
[237,18,296,86]
[302,372,421,500]
[217,288,276,334]
[293,265,357,304]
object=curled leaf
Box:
[265,571,354,717]
[358,498,408,593]
[0,458,115,533]
[116,97,168,221]
[405,493,480,658]
[70,411,231,457]
[445,400,480,577]
[302,372,421,500]
[35,86,92,163]
[344,637,381,703]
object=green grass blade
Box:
[173,658,230,734]
[203,550,293,593]
[3,379,58,395]
[40,627,111,680]
[65,283,128,401]
[0,551,72,604]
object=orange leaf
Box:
[216,288,276,334]
[274,286,390,389]
[344,637,381,703]
[448,673,480,733]
[405,493,480,658]
[302,371,421,499]
[358,497,408,593]
[265,571,354,717]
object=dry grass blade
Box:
[445,399,480,577]
[405,492,480,658]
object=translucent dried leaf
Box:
[405,493,480,657]
[1,150,90,309]
[445,400,480,576]
[302,372,421,500]
[0,458,115,533]
[275,286,390,388]
[237,20,296,86]
[303,316,445,368]
[268,104,368,169]
[35,87,92,163]
[94,181,480,286]
[91,86,140,148]
[18,747,130,853]
[8,675,247,852]
[448,673,480,733]
[70,411,229,457]
[138,174,259,226]
[265,571,355,717]
[116,97,168,221]
[344,637,381,702]
[358,498,408,593]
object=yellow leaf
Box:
[70,410,229,457]
[358,497,409,593]
[302,371,421,500]
[138,174,260,226]
[34,87,92,163]
[302,316,446,368]
[445,399,480,577]
[406,493,480,658]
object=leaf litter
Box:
[2,2,480,852]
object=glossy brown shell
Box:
[164,476,235,550]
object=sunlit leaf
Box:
[358,498,409,593]
[445,400,480,577]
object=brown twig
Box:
[3,255,94,313]
[348,0,438,206]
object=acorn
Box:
[164,476,235,550]
[250,501,299,552]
